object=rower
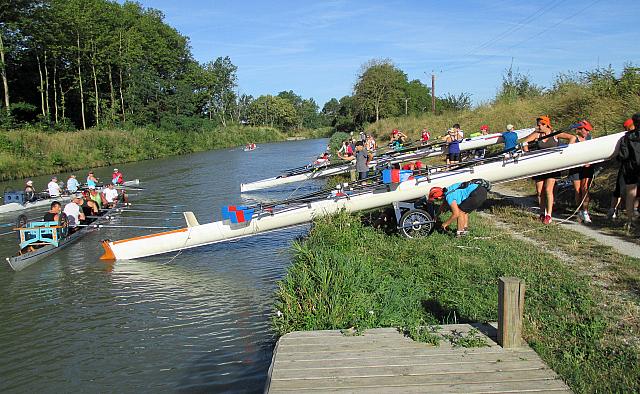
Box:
[43,201,62,222]
[67,174,80,193]
[87,185,105,210]
[365,134,377,151]
[112,168,124,185]
[429,179,490,237]
[421,128,430,144]
[313,152,330,166]
[47,176,61,198]
[63,193,86,231]
[24,180,37,202]
[103,183,119,208]
[87,171,99,188]
[390,129,407,148]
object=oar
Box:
[77,224,181,229]
[124,203,187,208]
[112,208,183,214]
[0,230,16,236]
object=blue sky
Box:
[129,0,639,107]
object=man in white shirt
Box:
[47,177,61,197]
[103,183,119,208]
[63,194,86,231]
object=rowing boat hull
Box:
[0,195,72,214]
[102,131,624,261]
[239,128,535,192]
[6,205,121,271]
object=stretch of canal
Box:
[0,138,328,392]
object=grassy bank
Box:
[365,76,639,141]
[273,211,639,393]
[0,125,330,180]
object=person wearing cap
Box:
[24,180,37,202]
[522,116,575,224]
[389,129,407,148]
[63,193,86,232]
[618,113,640,231]
[47,176,61,198]
[103,183,120,208]
[112,168,124,185]
[87,171,99,188]
[67,174,79,193]
[445,127,463,164]
[608,118,636,219]
[470,125,490,158]
[497,124,519,153]
[429,179,490,237]
[566,120,595,223]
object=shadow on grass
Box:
[421,298,474,324]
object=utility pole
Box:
[431,72,436,114]
[403,97,409,116]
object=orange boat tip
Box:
[100,240,116,261]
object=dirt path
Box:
[490,184,640,259]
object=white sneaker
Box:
[583,211,592,223]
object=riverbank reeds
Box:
[0,124,328,180]
[273,210,639,392]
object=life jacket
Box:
[421,131,430,141]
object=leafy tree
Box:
[202,56,237,126]
[495,65,543,103]
[403,79,431,115]
[354,59,407,122]
[247,95,298,130]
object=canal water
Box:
[0,138,328,393]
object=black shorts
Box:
[458,186,487,213]
[613,167,625,198]
[358,171,368,180]
[447,153,461,161]
[621,166,640,185]
[532,171,561,182]
[567,166,595,182]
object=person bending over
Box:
[428,179,490,237]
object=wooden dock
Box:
[266,323,571,393]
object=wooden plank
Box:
[273,352,541,371]
[273,346,539,362]
[268,369,565,390]
[271,379,571,393]
[271,360,553,380]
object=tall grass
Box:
[0,125,288,180]
[274,211,639,393]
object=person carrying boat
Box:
[87,171,99,188]
[452,123,464,138]
[421,128,431,144]
[470,125,490,158]
[566,120,595,223]
[103,183,119,208]
[112,168,124,185]
[522,116,575,224]
[390,129,407,149]
[63,194,86,231]
[24,180,37,202]
[445,128,462,164]
[429,179,490,237]
[617,113,640,231]
[47,177,61,198]
[497,124,519,153]
[608,118,636,219]
[66,174,80,193]
[365,134,377,152]
[342,141,371,181]
[43,201,62,222]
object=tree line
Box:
[0,0,328,132]
[321,59,472,133]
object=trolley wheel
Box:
[398,209,434,239]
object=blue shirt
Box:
[67,178,79,192]
[87,178,96,188]
[445,182,479,205]
[501,131,518,152]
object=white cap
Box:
[26,180,33,186]
[506,124,514,131]
[74,193,83,199]
[113,168,118,171]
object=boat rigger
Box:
[239,128,534,192]
[100,131,624,261]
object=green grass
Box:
[0,124,325,180]
[273,210,640,393]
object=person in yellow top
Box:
[88,186,106,210]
